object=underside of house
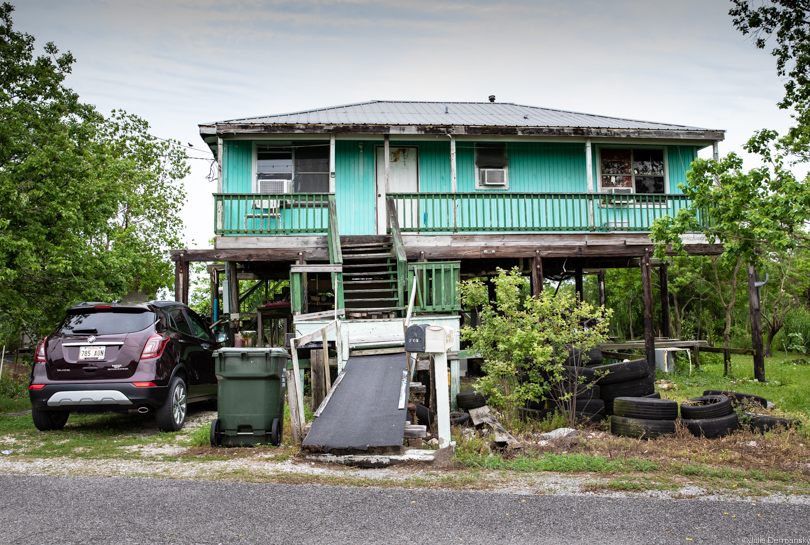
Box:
[171,100,729,451]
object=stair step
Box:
[342,243,393,251]
[345,297,399,303]
[344,279,397,285]
[345,271,397,277]
[344,288,397,294]
[343,252,395,260]
[341,262,395,270]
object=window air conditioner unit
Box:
[259,179,293,195]
[255,179,292,212]
[606,220,630,229]
[607,186,634,204]
[480,168,507,187]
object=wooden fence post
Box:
[641,251,656,376]
[747,263,766,381]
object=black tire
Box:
[680,395,733,420]
[31,408,69,432]
[590,359,649,385]
[548,382,600,400]
[744,413,794,433]
[644,392,662,399]
[270,417,281,446]
[525,398,545,411]
[610,415,676,438]
[450,411,471,426]
[543,365,596,384]
[683,413,739,438]
[600,375,655,402]
[414,403,435,427]
[613,397,679,420]
[576,408,607,423]
[565,347,603,367]
[520,407,556,421]
[703,390,768,408]
[456,389,487,410]
[548,397,605,414]
[210,418,221,447]
[156,376,187,432]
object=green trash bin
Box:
[210,347,290,447]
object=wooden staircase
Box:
[341,236,403,319]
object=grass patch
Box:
[454,451,658,473]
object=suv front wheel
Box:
[156,376,187,432]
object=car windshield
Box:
[58,309,157,336]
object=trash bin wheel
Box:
[210,418,221,448]
[270,417,281,446]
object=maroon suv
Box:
[29,301,222,432]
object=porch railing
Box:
[408,261,461,313]
[388,192,706,233]
[214,193,330,235]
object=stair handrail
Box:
[386,196,408,309]
[327,196,342,265]
[327,195,344,312]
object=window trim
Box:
[252,141,331,194]
[596,146,669,194]
[474,144,509,191]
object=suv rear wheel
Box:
[32,408,69,431]
[156,376,187,432]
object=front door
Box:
[376,146,418,235]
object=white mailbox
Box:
[424,326,454,354]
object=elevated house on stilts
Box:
[172,99,725,450]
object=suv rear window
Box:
[58,309,157,335]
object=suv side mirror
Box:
[215,332,228,344]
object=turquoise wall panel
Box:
[667,146,697,195]
[335,140,376,236]
[455,142,586,192]
[222,140,253,193]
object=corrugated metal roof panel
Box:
[214,100,718,132]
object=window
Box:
[475,143,509,190]
[599,148,666,193]
[256,143,330,194]
[184,309,213,342]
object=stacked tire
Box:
[680,394,738,438]
[541,366,605,422]
[610,397,679,438]
[588,359,654,414]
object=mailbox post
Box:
[405,324,454,449]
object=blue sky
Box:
[14,0,796,248]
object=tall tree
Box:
[0,3,188,338]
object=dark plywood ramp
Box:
[302,353,408,453]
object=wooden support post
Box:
[659,263,670,338]
[311,349,325,411]
[575,266,583,301]
[290,340,306,436]
[210,267,219,322]
[747,263,766,381]
[322,329,331,391]
[641,252,656,377]
[597,269,606,308]
[298,253,308,315]
[174,260,182,303]
[532,251,544,297]
[434,351,451,449]
[228,262,239,316]
[285,369,302,444]
[450,357,460,411]
[181,259,190,306]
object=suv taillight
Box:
[34,339,47,363]
[140,334,169,360]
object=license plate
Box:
[79,346,106,361]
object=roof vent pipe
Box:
[488,95,496,103]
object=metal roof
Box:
[207,100,716,132]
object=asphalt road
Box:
[1,475,808,544]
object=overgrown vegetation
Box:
[459,267,611,427]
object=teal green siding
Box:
[222,141,253,193]
[335,140,376,235]
[667,146,698,195]
[456,143,586,192]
